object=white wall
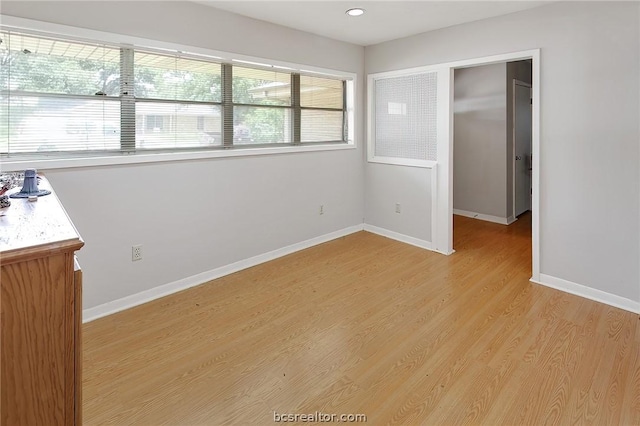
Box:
[1,1,365,310]
[453,63,508,219]
[3,1,639,310]
[365,2,640,303]
[365,164,431,242]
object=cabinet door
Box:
[1,253,75,425]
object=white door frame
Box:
[434,49,541,281]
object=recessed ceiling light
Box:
[346,8,365,17]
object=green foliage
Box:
[1,46,297,149]
[0,50,119,95]
[242,107,287,144]
[232,75,289,143]
[135,64,221,102]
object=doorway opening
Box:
[451,59,533,269]
[431,49,540,281]
[366,49,540,279]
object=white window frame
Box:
[367,65,446,169]
[0,16,357,172]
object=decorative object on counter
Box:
[0,195,10,208]
[9,169,51,198]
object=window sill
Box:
[367,156,437,169]
[1,143,356,171]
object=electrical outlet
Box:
[132,245,143,261]
[320,205,324,215]
[395,203,401,214]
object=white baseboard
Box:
[532,274,640,314]
[83,224,365,323]
[454,209,512,225]
[85,224,639,322]
[363,224,433,251]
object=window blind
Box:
[232,66,291,106]
[0,27,350,157]
[133,50,222,150]
[300,75,344,143]
[230,66,292,144]
[0,31,121,153]
[300,75,343,109]
[301,109,343,142]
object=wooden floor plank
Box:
[83,213,640,425]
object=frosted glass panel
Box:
[374,72,437,161]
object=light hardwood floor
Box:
[83,214,640,425]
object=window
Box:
[300,76,345,143]
[145,115,164,131]
[133,51,222,150]
[0,31,120,153]
[0,27,353,161]
[368,70,438,167]
[232,66,291,145]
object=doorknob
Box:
[515,156,522,160]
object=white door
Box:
[514,82,532,217]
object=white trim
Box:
[367,65,443,168]
[453,209,514,225]
[430,164,438,250]
[367,157,437,169]
[83,224,364,323]
[368,51,538,79]
[439,50,540,72]
[372,50,540,84]
[441,49,540,277]
[435,67,454,255]
[363,224,434,252]
[1,144,356,172]
[368,64,447,80]
[531,50,541,281]
[533,274,640,314]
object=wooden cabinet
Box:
[0,177,84,425]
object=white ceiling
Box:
[197,1,550,46]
